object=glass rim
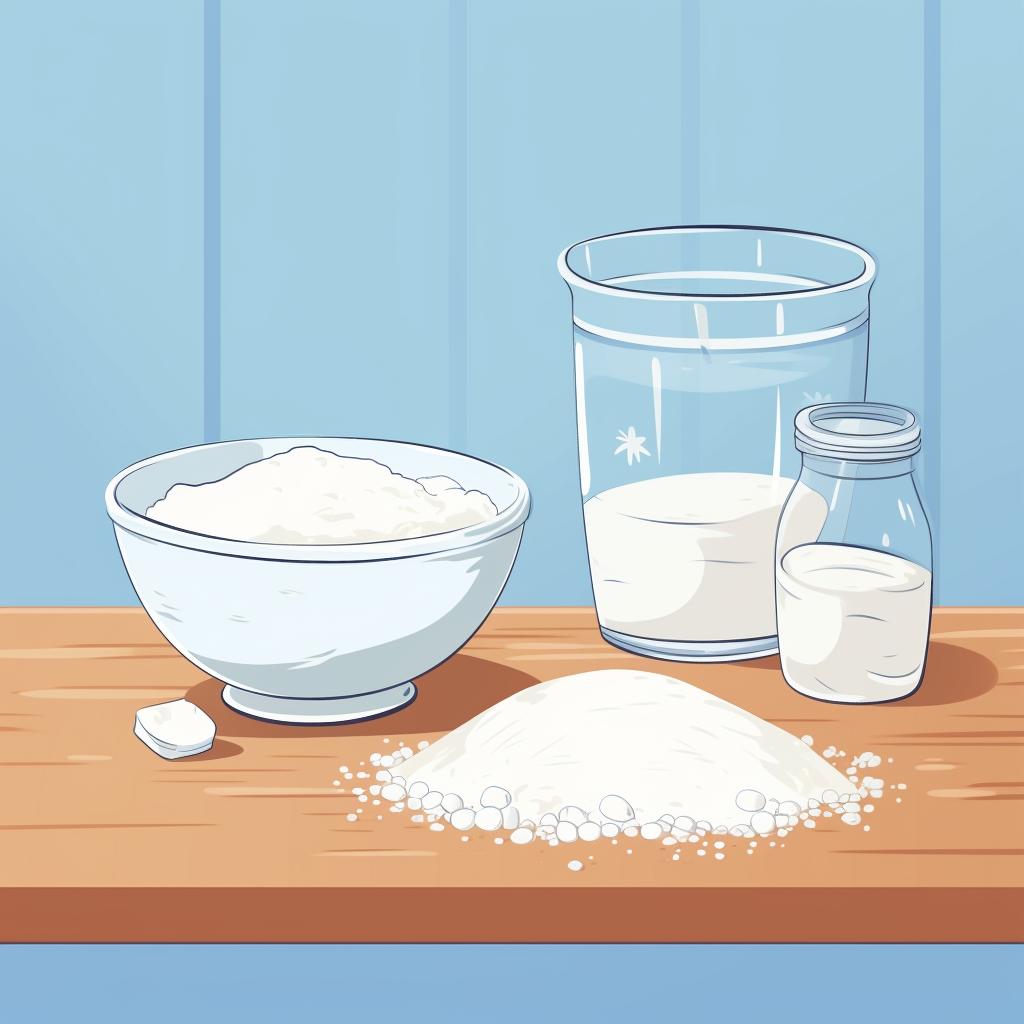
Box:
[557,224,877,303]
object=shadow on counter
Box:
[185,653,541,740]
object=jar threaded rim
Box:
[795,403,921,462]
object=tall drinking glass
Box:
[557,226,876,661]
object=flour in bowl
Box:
[146,446,498,544]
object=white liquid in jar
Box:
[583,472,795,643]
[776,543,931,703]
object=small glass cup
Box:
[775,403,933,703]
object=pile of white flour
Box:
[367,670,878,845]
[146,446,498,544]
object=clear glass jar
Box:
[557,226,876,662]
[775,403,933,703]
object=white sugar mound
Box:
[146,445,498,544]
[394,670,854,832]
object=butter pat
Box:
[134,699,216,759]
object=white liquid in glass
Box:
[583,472,795,643]
[777,543,931,703]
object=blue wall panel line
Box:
[0,0,205,604]
[448,0,468,451]
[696,0,926,434]
[682,0,701,220]
[219,0,452,447]
[923,0,941,598]
[204,0,222,443]
[465,1,690,606]
[937,0,1024,604]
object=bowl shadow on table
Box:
[184,654,541,741]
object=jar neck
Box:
[801,453,917,480]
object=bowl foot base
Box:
[221,682,417,724]
[599,627,778,663]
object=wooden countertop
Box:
[0,607,1021,942]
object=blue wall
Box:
[0,1,205,604]
[2,0,1021,606]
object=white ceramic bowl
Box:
[105,438,530,723]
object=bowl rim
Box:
[105,436,531,563]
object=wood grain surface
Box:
[0,607,1021,942]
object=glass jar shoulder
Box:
[776,460,932,572]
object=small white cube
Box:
[134,699,216,760]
